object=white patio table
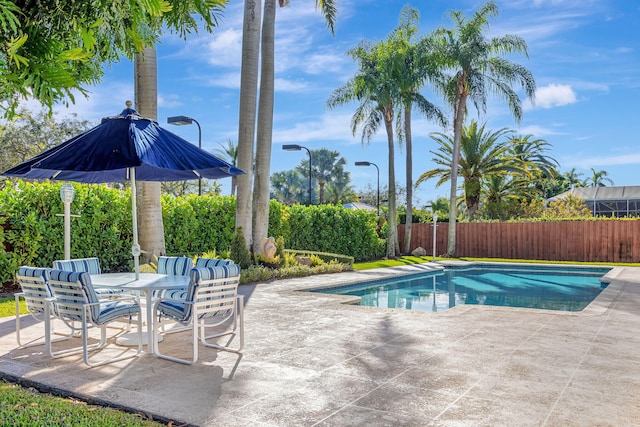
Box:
[90,272,189,352]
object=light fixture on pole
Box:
[355,161,380,216]
[283,144,312,205]
[59,184,75,260]
[432,211,438,262]
[167,115,203,195]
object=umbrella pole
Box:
[130,167,140,279]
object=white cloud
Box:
[568,153,640,168]
[198,28,243,68]
[272,111,356,144]
[516,124,564,136]
[524,84,577,110]
[158,94,183,109]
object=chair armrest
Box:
[84,293,141,309]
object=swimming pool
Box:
[312,264,612,312]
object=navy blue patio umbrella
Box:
[3,108,244,277]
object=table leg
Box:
[145,290,153,353]
[115,290,162,351]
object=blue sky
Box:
[53,0,640,207]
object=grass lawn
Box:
[0,381,163,426]
[353,255,640,270]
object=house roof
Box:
[547,185,640,202]
[343,202,376,211]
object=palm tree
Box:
[297,148,347,204]
[482,174,532,220]
[587,168,614,187]
[325,178,357,204]
[563,168,585,187]
[429,1,536,255]
[507,134,558,179]
[248,0,337,255]
[270,170,308,205]
[327,38,401,258]
[417,121,522,220]
[214,139,239,196]
[235,0,262,250]
[391,6,447,254]
[135,47,166,262]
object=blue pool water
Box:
[313,265,611,312]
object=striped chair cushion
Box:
[157,264,241,323]
[49,270,138,325]
[157,256,193,276]
[52,258,124,296]
[195,258,234,268]
[53,258,102,274]
[16,266,53,315]
[163,289,188,300]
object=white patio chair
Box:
[152,265,243,364]
[53,257,102,274]
[47,269,143,367]
[14,266,74,348]
[53,258,123,297]
[195,257,234,268]
[155,256,193,299]
[156,256,193,276]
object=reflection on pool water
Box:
[312,265,611,312]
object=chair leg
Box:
[201,296,245,354]
[46,308,142,367]
[15,296,75,349]
[82,310,143,368]
[153,320,199,365]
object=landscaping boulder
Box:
[296,256,312,266]
[411,246,427,256]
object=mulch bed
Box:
[1,282,20,298]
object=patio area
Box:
[1,263,639,426]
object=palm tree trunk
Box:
[403,105,413,254]
[252,0,275,254]
[135,46,166,262]
[385,118,397,258]
[448,77,467,257]
[319,181,325,204]
[236,0,262,251]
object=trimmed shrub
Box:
[229,227,252,269]
[286,204,384,261]
[285,249,354,266]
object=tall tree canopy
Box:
[0,1,225,117]
[429,1,536,256]
[242,0,338,255]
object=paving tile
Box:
[316,404,433,427]
[544,386,640,427]
[227,372,379,426]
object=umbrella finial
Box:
[120,100,137,117]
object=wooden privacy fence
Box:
[398,220,640,263]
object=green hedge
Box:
[163,194,237,256]
[0,181,133,284]
[0,181,385,285]
[286,204,385,261]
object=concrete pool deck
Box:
[0,262,638,426]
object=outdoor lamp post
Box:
[432,212,438,262]
[167,115,202,195]
[283,144,312,205]
[59,184,75,260]
[355,161,380,216]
